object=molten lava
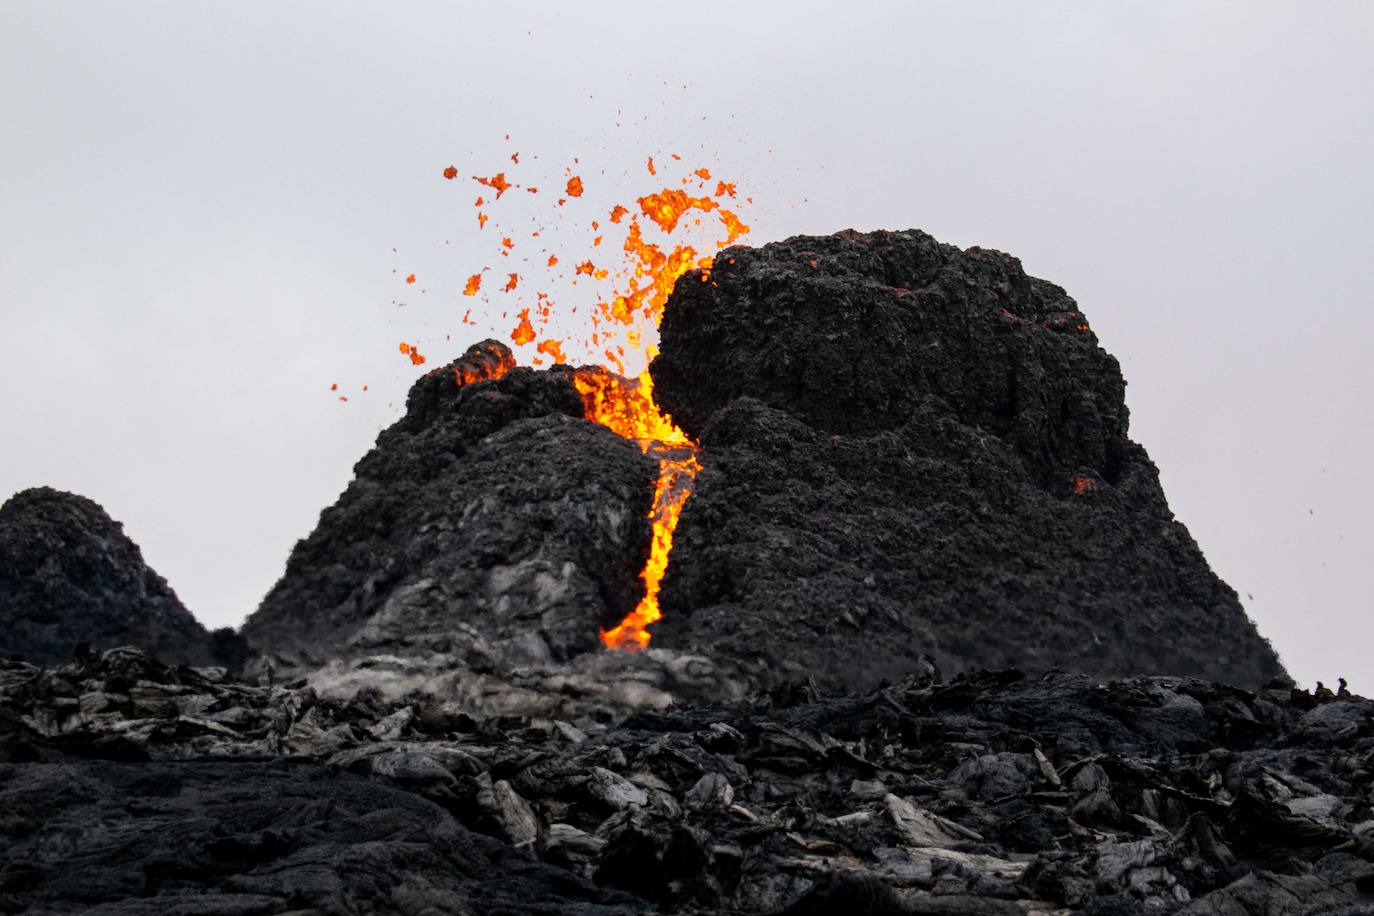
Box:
[572,367,699,649]
[411,147,750,651]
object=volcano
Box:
[5,229,1368,916]
[240,228,1283,693]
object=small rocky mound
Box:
[650,229,1285,689]
[0,487,237,667]
[3,647,1370,914]
[241,340,658,672]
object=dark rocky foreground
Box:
[2,647,1371,914]
[0,488,244,668]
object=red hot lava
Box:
[404,148,750,650]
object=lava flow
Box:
[573,367,702,650]
[404,148,750,651]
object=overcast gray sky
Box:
[2,1,1370,692]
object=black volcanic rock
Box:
[650,229,1284,689]
[3,647,1370,914]
[241,340,657,669]
[0,757,640,915]
[0,486,228,666]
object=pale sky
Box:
[2,2,1370,693]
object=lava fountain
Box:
[399,149,750,651]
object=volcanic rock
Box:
[0,758,640,915]
[0,486,235,667]
[241,340,658,674]
[650,229,1285,689]
[3,647,1371,914]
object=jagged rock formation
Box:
[0,487,238,667]
[241,340,658,671]
[651,230,1285,689]
[3,647,1370,914]
[245,230,1282,694]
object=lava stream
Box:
[573,367,700,650]
[607,443,700,651]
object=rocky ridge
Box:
[0,487,242,668]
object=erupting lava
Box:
[572,367,702,650]
[402,145,750,651]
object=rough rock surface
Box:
[4,648,1371,914]
[651,229,1284,689]
[241,340,657,671]
[0,487,237,667]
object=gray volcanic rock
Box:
[3,647,1371,914]
[0,758,640,915]
[651,229,1285,689]
[241,340,657,670]
[0,486,230,667]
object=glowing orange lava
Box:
[573,367,701,650]
[536,338,567,364]
[510,309,535,345]
[418,148,751,651]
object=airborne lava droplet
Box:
[503,272,519,292]
[398,341,426,365]
[474,172,512,198]
[405,274,416,284]
[443,165,458,180]
[510,309,535,345]
[463,274,482,296]
[537,338,567,364]
[566,175,584,198]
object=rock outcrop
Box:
[244,231,1283,696]
[651,230,1285,689]
[3,647,1369,914]
[241,340,658,672]
[0,487,237,667]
